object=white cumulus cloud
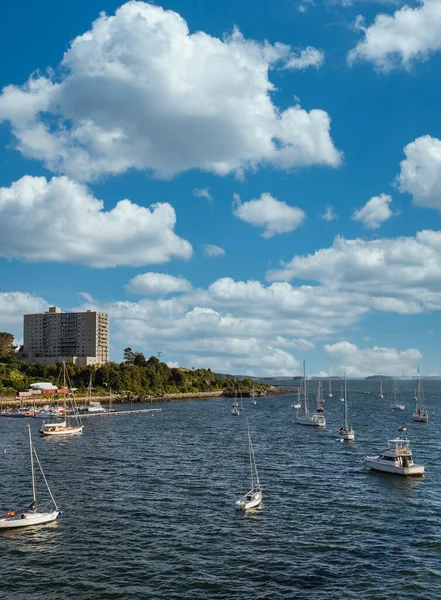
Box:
[352,193,394,229]
[233,192,306,238]
[267,230,441,314]
[282,47,325,70]
[203,244,226,257]
[321,205,337,221]
[193,188,213,202]
[0,2,341,181]
[0,175,192,267]
[325,341,422,376]
[0,292,48,334]
[397,135,441,210]
[348,0,441,70]
[126,273,192,295]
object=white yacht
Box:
[364,438,424,476]
[86,401,108,413]
[295,361,326,427]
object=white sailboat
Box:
[40,362,83,436]
[232,390,240,416]
[295,361,326,427]
[339,373,354,440]
[291,382,301,409]
[339,384,344,402]
[235,419,262,511]
[316,381,325,413]
[0,425,60,529]
[390,379,405,410]
[413,367,428,422]
[327,379,333,398]
[378,380,384,399]
[250,386,257,406]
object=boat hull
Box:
[339,428,354,440]
[412,414,428,422]
[236,490,262,511]
[40,425,83,436]
[296,416,325,427]
[364,457,424,476]
[0,510,59,529]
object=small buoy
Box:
[399,426,406,432]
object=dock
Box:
[77,408,162,418]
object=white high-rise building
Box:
[21,307,109,367]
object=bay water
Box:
[1,381,440,599]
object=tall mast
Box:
[417,366,421,406]
[303,360,308,416]
[247,420,254,490]
[28,425,37,508]
[344,372,348,427]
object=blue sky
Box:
[1,0,441,376]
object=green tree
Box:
[123,347,136,365]
[0,332,15,359]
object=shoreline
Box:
[0,388,292,408]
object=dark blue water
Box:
[1,382,440,599]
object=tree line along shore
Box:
[0,334,278,402]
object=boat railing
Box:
[388,438,411,452]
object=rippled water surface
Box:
[1,382,441,599]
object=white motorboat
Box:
[339,373,354,440]
[390,379,405,410]
[236,419,262,511]
[364,438,424,476]
[40,363,83,436]
[86,401,108,413]
[413,367,428,423]
[0,425,60,529]
[295,361,326,427]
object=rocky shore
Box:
[0,387,290,408]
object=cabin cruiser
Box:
[364,438,424,476]
[85,401,109,413]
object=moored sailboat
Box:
[40,363,83,436]
[413,367,428,423]
[327,379,333,398]
[235,418,262,511]
[378,380,384,399]
[316,381,325,413]
[339,373,354,440]
[295,361,326,427]
[0,425,60,529]
[390,379,405,410]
